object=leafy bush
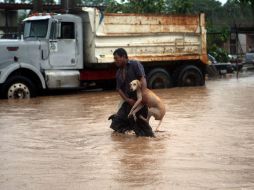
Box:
[208,44,229,62]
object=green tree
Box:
[224,0,253,26]
[238,0,254,10]
[104,0,123,13]
[119,0,165,14]
[164,0,192,14]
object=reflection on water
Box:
[0,75,254,190]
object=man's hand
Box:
[127,98,135,106]
[118,89,135,106]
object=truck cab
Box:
[23,13,84,69]
[0,13,84,98]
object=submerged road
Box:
[0,73,254,190]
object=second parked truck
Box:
[0,7,208,99]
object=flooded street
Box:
[0,74,254,190]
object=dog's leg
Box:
[155,119,163,132]
[131,104,144,121]
[139,115,147,122]
[139,108,163,132]
[147,108,164,132]
[139,109,152,123]
[128,90,142,118]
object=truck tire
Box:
[1,75,36,99]
[147,69,172,89]
[177,65,204,87]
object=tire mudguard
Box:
[0,62,46,89]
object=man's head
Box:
[113,48,128,68]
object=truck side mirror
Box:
[57,22,61,39]
[50,20,57,40]
[50,20,61,40]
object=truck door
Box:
[49,22,77,68]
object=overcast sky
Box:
[218,0,227,5]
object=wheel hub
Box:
[8,83,30,99]
[153,78,165,89]
[186,77,193,85]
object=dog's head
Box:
[130,80,141,91]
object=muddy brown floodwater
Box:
[0,74,254,190]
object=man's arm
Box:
[140,76,147,90]
[135,61,147,90]
[117,89,135,106]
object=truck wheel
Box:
[147,69,172,89]
[177,65,204,87]
[2,76,36,99]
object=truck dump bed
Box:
[82,8,207,65]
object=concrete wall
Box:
[239,34,247,53]
[247,34,254,52]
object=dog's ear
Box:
[137,80,141,88]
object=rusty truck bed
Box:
[82,8,207,64]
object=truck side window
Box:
[61,22,74,39]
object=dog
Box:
[128,79,166,131]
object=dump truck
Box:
[0,7,208,99]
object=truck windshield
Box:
[24,19,48,38]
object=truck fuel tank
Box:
[45,70,80,88]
